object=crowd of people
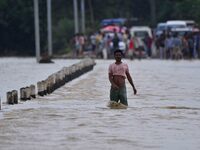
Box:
[155,30,200,59]
[71,26,200,60]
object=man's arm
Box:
[126,72,137,95]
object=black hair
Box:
[114,49,123,55]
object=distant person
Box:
[164,34,173,59]
[127,37,135,60]
[72,33,80,58]
[144,33,153,57]
[108,49,137,106]
[157,33,165,59]
[172,33,183,59]
[90,33,96,54]
[79,33,85,56]
[187,33,194,59]
[106,35,113,58]
[112,32,120,50]
[196,31,200,59]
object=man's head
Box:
[114,49,123,62]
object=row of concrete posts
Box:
[4,59,95,108]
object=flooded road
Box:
[0,57,80,102]
[0,59,200,150]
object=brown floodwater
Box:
[0,59,200,150]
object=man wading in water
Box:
[108,49,137,106]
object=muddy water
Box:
[0,57,80,102]
[0,59,200,150]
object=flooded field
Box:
[0,58,200,150]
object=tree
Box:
[1,0,200,56]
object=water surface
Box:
[0,59,200,150]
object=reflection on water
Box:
[0,59,200,150]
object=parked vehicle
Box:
[130,26,153,39]
[166,20,187,30]
[171,27,199,37]
[129,26,154,58]
[155,23,167,36]
[100,18,137,28]
[184,20,196,27]
[171,27,192,37]
[100,18,127,27]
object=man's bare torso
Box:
[113,75,126,87]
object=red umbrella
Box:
[101,25,120,32]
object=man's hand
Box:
[133,88,137,95]
[112,83,119,89]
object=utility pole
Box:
[88,0,94,28]
[47,0,53,57]
[81,0,85,33]
[149,0,156,27]
[33,0,40,62]
[73,0,79,34]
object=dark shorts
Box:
[110,86,128,106]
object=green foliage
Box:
[0,0,35,55]
[156,0,200,24]
[173,0,200,23]
[53,18,74,53]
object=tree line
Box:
[0,0,200,56]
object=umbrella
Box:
[101,25,120,33]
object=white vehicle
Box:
[184,20,195,27]
[130,26,158,58]
[171,27,192,37]
[166,20,187,29]
[155,23,167,36]
[130,26,153,39]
